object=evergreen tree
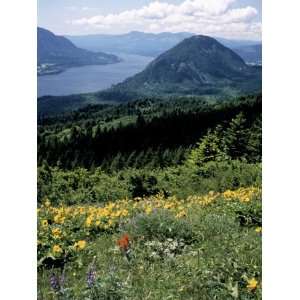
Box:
[187,127,227,168]
[223,112,249,160]
[246,116,262,162]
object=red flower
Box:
[117,234,130,251]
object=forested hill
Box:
[113,35,261,96]
[37,35,261,116]
[37,27,120,75]
[38,94,261,170]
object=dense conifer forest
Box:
[38,94,261,204]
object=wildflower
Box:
[176,210,186,218]
[52,244,63,254]
[50,273,60,292]
[255,227,262,234]
[145,207,152,215]
[54,214,65,224]
[74,240,87,251]
[121,209,129,216]
[52,228,62,239]
[85,216,93,227]
[41,219,48,228]
[87,258,97,288]
[117,234,130,252]
[247,278,258,291]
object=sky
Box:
[38,0,261,40]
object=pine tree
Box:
[223,112,249,160]
[187,126,227,168]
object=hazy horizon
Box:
[39,26,262,43]
[38,0,261,40]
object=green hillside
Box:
[37,27,120,75]
[37,35,261,116]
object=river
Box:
[37,54,153,97]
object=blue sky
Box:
[38,0,261,40]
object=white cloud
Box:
[71,0,261,40]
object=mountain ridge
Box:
[37,27,121,75]
[67,31,261,63]
[38,34,261,116]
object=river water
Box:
[38,53,153,97]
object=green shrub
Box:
[124,209,196,243]
[38,160,261,206]
[129,173,159,198]
[233,200,262,228]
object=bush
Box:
[234,200,262,228]
[124,209,196,243]
[158,161,261,198]
[38,161,261,206]
[129,174,160,198]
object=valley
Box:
[37,26,262,299]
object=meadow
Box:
[38,187,261,299]
[38,94,262,299]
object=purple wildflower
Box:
[87,259,97,288]
[50,273,60,292]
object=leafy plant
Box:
[124,209,196,243]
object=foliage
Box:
[37,187,260,266]
[124,209,195,243]
[37,160,261,205]
[187,125,228,167]
[37,92,262,299]
[38,187,262,299]
[129,174,159,198]
[38,94,261,170]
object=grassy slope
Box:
[38,188,261,299]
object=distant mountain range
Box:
[67,31,193,57]
[233,44,262,65]
[37,27,120,75]
[38,35,261,116]
[67,31,261,64]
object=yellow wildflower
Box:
[52,228,62,239]
[74,240,87,250]
[247,278,258,291]
[121,209,129,217]
[85,216,93,227]
[41,219,48,228]
[145,207,152,215]
[176,210,187,218]
[255,227,262,233]
[52,245,63,254]
[54,214,65,224]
